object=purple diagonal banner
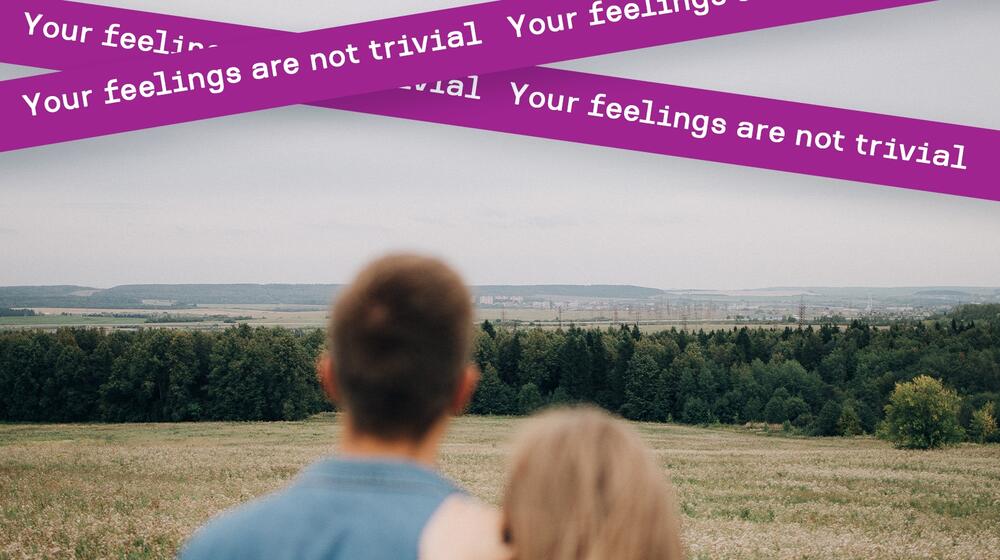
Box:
[0,0,937,150]
[2,0,998,200]
[332,68,997,200]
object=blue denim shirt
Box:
[179,458,461,560]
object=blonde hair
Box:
[501,407,684,560]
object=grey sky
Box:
[1,0,998,289]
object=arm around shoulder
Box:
[419,495,511,560]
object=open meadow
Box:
[1,414,998,560]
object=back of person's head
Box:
[327,253,473,441]
[502,407,684,560]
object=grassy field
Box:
[0,307,313,330]
[1,415,998,560]
[0,316,144,328]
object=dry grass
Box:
[1,415,998,559]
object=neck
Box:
[338,415,446,468]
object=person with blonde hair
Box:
[501,406,685,560]
[421,406,684,560]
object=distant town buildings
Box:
[477,295,525,306]
[471,291,948,326]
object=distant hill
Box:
[0,285,110,308]
[914,289,973,297]
[472,285,663,299]
[100,284,343,306]
[0,284,344,308]
[707,287,1000,306]
[0,283,662,308]
[1,284,998,310]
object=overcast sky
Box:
[1,0,998,289]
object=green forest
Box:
[0,308,36,317]
[1,306,999,441]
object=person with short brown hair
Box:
[329,253,475,442]
[181,254,507,560]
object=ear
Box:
[317,351,341,405]
[451,363,480,415]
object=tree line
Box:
[0,306,998,443]
[0,325,328,422]
[469,308,1000,440]
[0,307,36,317]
